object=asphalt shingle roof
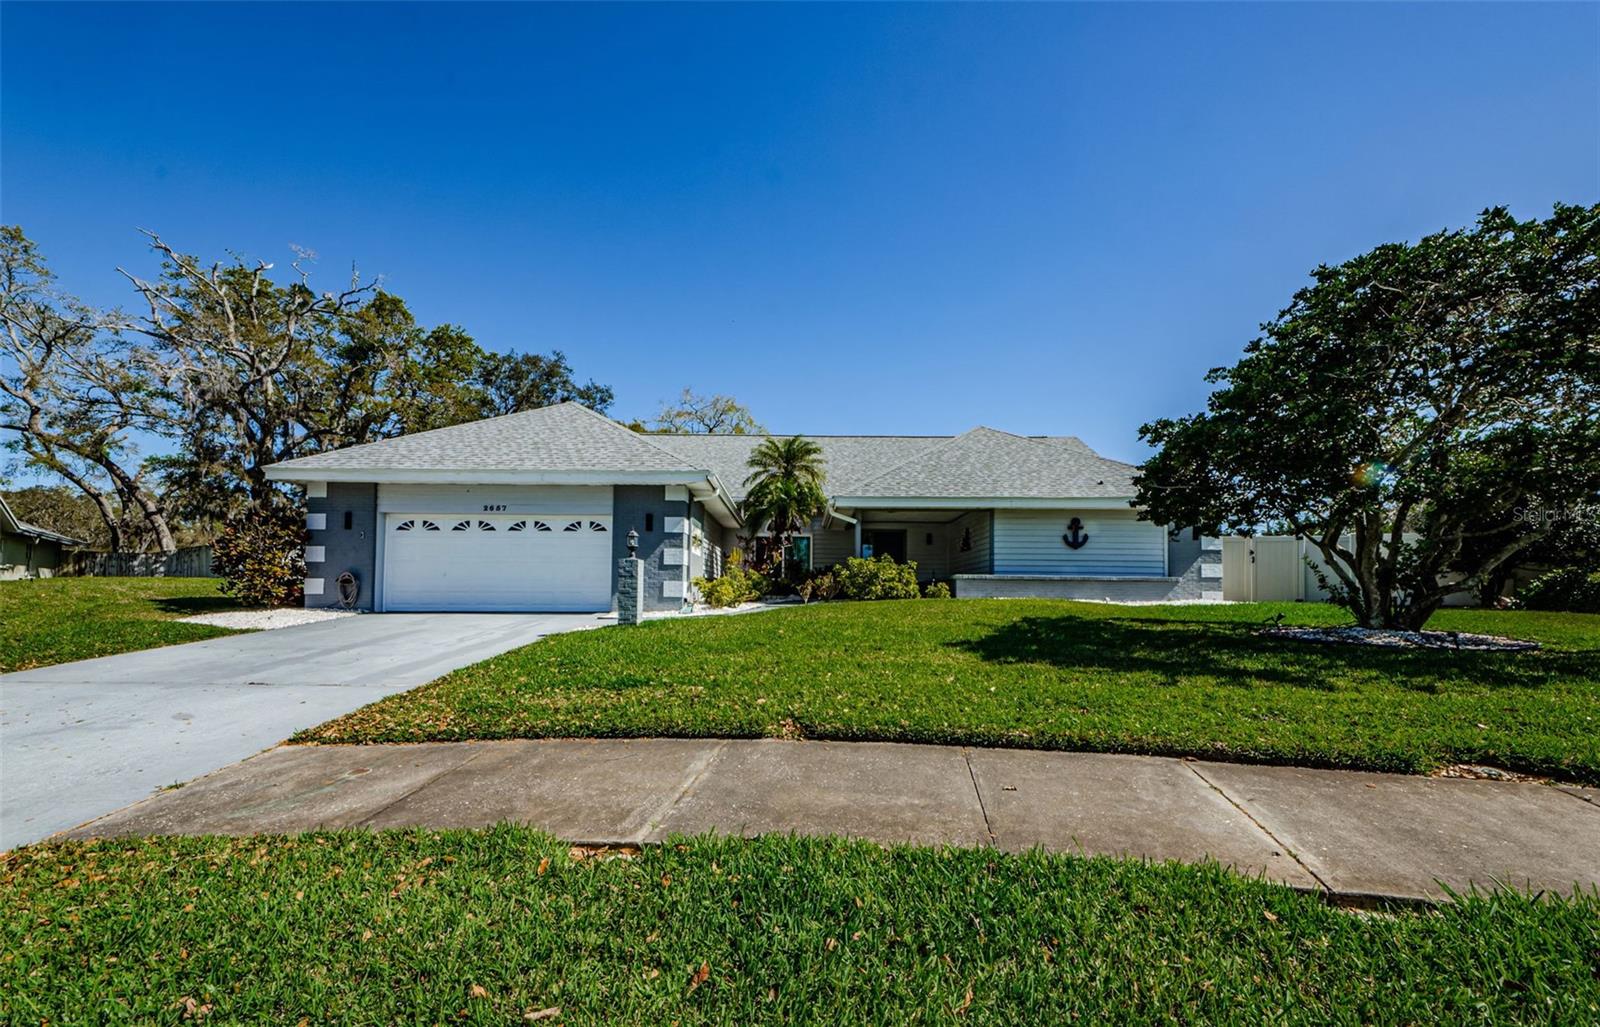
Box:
[264,403,1137,501]
[836,427,1137,499]
[267,402,699,474]
[649,434,953,499]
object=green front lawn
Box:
[302,600,1600,782]
[0,576,247,673]
[5,827,1596,1025]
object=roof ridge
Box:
[570,403,712,471]
[647,432,956,440]
[840,428,988,495]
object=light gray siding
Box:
[948,510,993,576]
[812,519,856,570]
[992,509,1164,576]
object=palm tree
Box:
[741,435,827,577]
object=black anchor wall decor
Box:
[1062,517,1089,549]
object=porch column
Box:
[853,519,862,558]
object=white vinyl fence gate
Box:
[1221,536,1306,602]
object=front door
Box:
[863,529,908,564]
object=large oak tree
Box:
[1136,205,1600,629]
[1,228,615,545]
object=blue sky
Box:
[2,2,1595,464]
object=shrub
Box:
[1519,567,1600,613]
[212,508,306,607]
[922,580,953,599]
[835,555,921,601]
[693,549,769,608]
[797,569,839,603]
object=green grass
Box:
[0,576,247,672]
[301,600,1600,783]
[4,828,1596,1025]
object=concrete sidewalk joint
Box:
[51,738,1600,905]
[1184,761,1330,894]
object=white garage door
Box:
[382,513,612,612]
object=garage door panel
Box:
[383,514,611,612]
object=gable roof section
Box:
[649,433,951,500]
[0,494,85,546]
[266,402,703,479]
[834,427,1137,501]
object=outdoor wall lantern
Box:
[626,528,640,554]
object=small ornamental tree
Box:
[212,507,306,607]
[1136,204,1600,630]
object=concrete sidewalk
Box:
[56,738,1600,904]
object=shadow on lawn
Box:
[151,594,243,616]
[951,615,1587,692]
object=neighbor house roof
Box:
[0,494,85,547]
[262,402,1139,519]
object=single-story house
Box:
[263,402,1220,613]
[0,494,83,580]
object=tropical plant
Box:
[1136,204,1600,630]
[796,569,838,603]
[741,435,827,576]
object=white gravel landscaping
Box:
[176,608,358,631]
[1260,624,1540,651]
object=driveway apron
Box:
[0,613,600,849]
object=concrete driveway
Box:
[0,613,603,850]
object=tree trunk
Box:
[99,461,177,555]
[55,463,125,553]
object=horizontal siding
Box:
[812,518,856,569]
[949,510,992,575]
[992,509,1165,576]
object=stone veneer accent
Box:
[617,556,644,624]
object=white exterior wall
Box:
[991,509,1165,576]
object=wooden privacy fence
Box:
[63,545,215,578]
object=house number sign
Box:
[482,504,507,512]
